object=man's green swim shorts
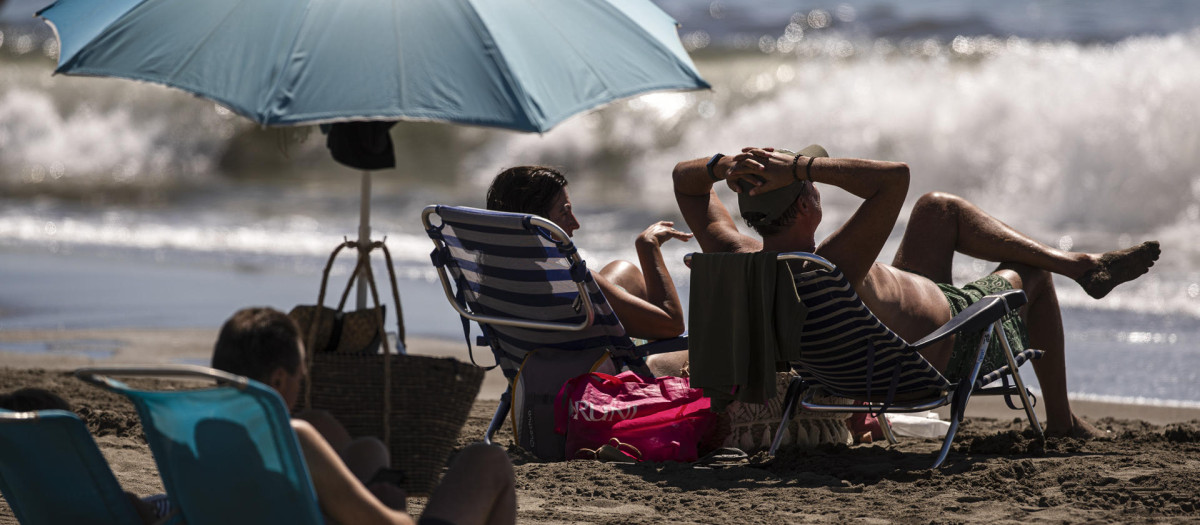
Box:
[939,274,1030,383]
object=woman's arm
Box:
[596,221,691,340]
[292,420,414,525]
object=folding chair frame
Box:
[772,252,1044,467]
[424,205,686,445]
[686,251,1045,468]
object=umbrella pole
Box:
[356,170,371,310]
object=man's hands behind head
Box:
[724,147,800,196]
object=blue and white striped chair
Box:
[687,251,1044,468]
[423,205,686,448]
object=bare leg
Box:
[295,409,352,450]
[992,264,1105,438]
[892,193,1158,295]
[892,192,1131,439]
[291,420,411,524]
[342,438,392,483]
[599,260,648,300]
[422,444,517,525]
[296,409,390,483]
[893,192,1092,281]
[646,349,689,377]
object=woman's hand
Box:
[636,221,693,248]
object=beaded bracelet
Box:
[790,153,802,180]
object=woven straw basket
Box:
[309,353,484,495]
[298,240,485,495]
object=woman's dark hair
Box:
[486,166,568,218]
[211,307,302,383]
[0,388,72,412]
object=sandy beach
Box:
[5,0,1200,520]
[3,329,1200,524]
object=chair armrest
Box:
[909,289,1026,351]
[630,333,689,357]
[75,364,250,389]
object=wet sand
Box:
[2,329,1200,524]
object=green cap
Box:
[737,144,828,227]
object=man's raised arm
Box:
[672,155,761,254]
[808,156,909,284]
[727,148,909,286]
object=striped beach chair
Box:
[687,251,1044,468]
[423,205,686,453]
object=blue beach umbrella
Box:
[36,0,709,311]
[37,0,708,131]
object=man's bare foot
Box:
[1046,414,1111,440]
[1075,241,1160,299]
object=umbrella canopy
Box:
[36,0,709,319]
[38,0,709,132]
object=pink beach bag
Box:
[554,371,716,462]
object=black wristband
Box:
[805,155,817,182]
[706,153,725,182]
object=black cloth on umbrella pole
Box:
[323,121,398,312]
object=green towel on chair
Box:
[688,252,808,411]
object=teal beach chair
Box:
[0,408,146,525]
[75,365,324,525]
[686,251,1044,468]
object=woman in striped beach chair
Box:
[485,165,691,345]
[423,167,693,459]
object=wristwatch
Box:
[706,153,725,182]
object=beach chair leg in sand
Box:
[772,324,1046,468]
[773,253,1044,467]
[485,389,512,445]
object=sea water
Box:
[1,1,1198,406]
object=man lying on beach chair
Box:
[77,307,516,525]
[423,203,688,460]
[686,250,1046,467]
[670,144,1160,447]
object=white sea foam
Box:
[1067,392,1200,410]
[3,33,1199,307]
[3,28,1200,402]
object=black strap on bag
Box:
[429,243,498,371]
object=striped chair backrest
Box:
[790,263,951,400]
[426,206,632,378]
